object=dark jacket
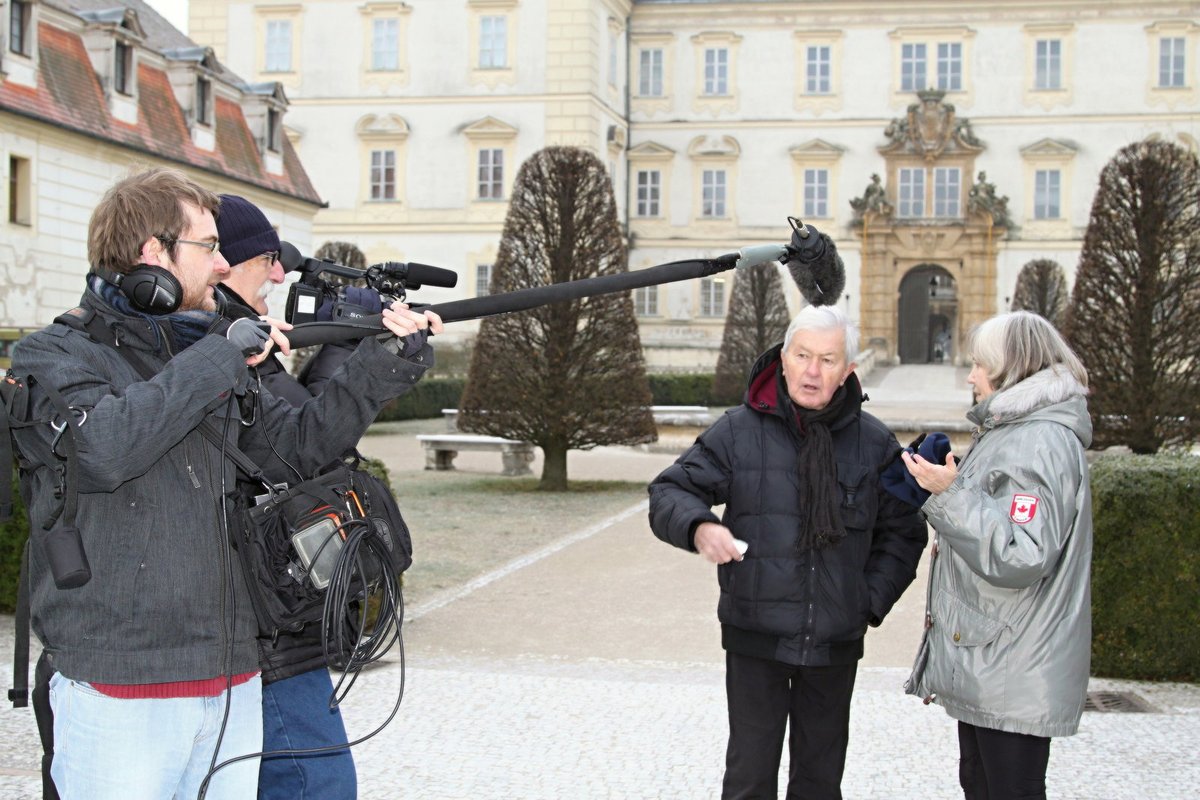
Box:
[218,286,357,684]
[10,287,431,685]
[648,345,927,666]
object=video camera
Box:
[279,241,458,326]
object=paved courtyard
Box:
[1,365,1196,798]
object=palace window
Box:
[898,168,925,218]
[1034,169,1061,219]
[639,48,663,96]
[479,16,507,68]
[704,48,728,95]
[1035,39,1061,90]
[370,150,396,201]
[265,20,293,72]
[478,148,504,199]
[803,168,828,218]
[701,169,726,218]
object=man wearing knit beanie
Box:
[216,194,360,798]
[216,194,285,314]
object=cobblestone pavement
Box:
[1,365,1197,798]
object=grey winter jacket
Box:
[908,366,1093,738]
[10,290,431,685]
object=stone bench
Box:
[441,405,715,430]
[416,434,535,477]
[649,405,715,426]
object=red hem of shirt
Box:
[90,671,258,699]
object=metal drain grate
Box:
[1083,691,1157,713]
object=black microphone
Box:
[781,218,845,307]
[377,261,458,290]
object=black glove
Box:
[377,328,430,360]
[316,286,385,322]
[226,318,272,357]
[789,221,827,263]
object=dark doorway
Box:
[898,265,957,364]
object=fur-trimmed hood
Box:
[969,365,1092,448]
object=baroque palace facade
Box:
[187,0,1198,369]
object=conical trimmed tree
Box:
[712,263,792,404]
[1065,138,1200,452]
[459,146,657,489]
[314,241,367,270]
[1011,258,1068,326]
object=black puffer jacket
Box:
[219,287,358,683]
[649,345,927,666]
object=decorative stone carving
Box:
[850,173,893,222]
[881,89,983,162]
[967,170,1011,227]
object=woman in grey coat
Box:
[902,311,1093,800]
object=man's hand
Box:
[694,521,745,565]
[377,304,444,358]
[227,317,293,366]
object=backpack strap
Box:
[8,540,31,708]
[69,309,273,489]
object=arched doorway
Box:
[897,265,957,364]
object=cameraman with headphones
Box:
[9,168,441,800]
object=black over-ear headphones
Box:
[93,264,184,316]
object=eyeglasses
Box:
[160,236,221,255]
[259,251,281,265]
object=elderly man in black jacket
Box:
[214,194,362,799]
[649,304,927,800]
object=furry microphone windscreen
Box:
[787,233,846,307]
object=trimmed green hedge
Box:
[1,472,29,613]
[1090,452,1200,682]
[375,378,466,422]
[647,373,717,406]
[370,374,722,421]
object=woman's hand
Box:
[901,450,959,495]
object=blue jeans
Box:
[48,671,262,800]
[259,668,356,800]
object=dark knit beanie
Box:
[216,194,280,267]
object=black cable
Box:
[248,369,304,485]
[199,394,242,800]
[200,476,409,790]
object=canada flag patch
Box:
[1009,494,1039,524]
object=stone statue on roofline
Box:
[850,173,893,223]
[967,170,1011,227]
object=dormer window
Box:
[267,108,282,153]
[9,1,32,57]
[114,41,133,95]
[195,75,211,126]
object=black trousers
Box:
[958,721,1051,800]
[722,652,858,800]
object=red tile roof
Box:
[0,21,322,206]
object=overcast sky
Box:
[145,0,189,35]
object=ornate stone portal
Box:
[851,90,1009,365]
